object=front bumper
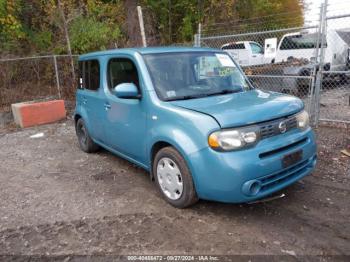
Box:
[188,127,317,203]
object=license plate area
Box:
[282,150,303,168]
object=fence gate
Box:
[196,0,350,126]
[318,13,350,124]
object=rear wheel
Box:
[76,118,99,153]
[153,147,198,208]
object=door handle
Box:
[82,98,87,105]
[104,103,111,110]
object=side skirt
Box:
[93,139,150,172]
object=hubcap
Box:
[157,157,183,200]
[78,123,87,146]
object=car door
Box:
[249,42,265,65]
[78,59,105,142]
[102,56,147,163]
[222,43,248,66]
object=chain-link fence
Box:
[0,55,78,113]
[197,0,350,125]
[199,28,320,124]
[317,12,350,123]
[0,2,349,126]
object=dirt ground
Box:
[0,120,349,258]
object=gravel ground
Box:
[0,121,349,258]
[319,87,350,122]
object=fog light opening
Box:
[310,155,317,168]
[249,181,261,195]
[242,180,262,196]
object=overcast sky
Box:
[305,0,350,21]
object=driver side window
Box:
[107,58,140,91]
[250,43,263,54]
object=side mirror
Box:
[113,83,140,99]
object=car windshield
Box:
[142,52,251,101]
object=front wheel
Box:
[76,118,99,153]
[153,147,198,208]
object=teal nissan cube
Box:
[74,47,317,208]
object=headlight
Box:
[208,126,260,151]
[296,110,309,130]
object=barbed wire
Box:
[202,17,321,32]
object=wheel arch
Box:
[150,141,174,180]
[74,114,82,126]
[74,106,90,131]
[149,139,194,181]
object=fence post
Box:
[198,23,201,47]
[137,6,147,47]
[314,0,328,126]
[194,23,202,47]
[53,55,62,99]
[309,3,324,125]
[194,34,198,47]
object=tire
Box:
[76,118,99,153]
[297,70,311,97]
[297,82,309,97]
[153,147,198,208]
[281,88,291,95]
[341,73,348,85]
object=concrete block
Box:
[11,100,66,128]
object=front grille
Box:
[259,137,308,158]
[259,114,298,140]
[259,157,312,192]
[242,155,316,197]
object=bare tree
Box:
[57,0,76,82]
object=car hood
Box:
[170,89,304,128]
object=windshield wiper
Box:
[165,89,241,101]
[205,89,242,97]
[165,93,209,101]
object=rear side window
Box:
[222,43,245,50]
[78,60,100,91]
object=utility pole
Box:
[137,6,147,47]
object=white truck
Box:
[274,30,350,72]
[221,30,350,95]
[221,30,350,71]
[221,41,272,66]
[276,30,350,95]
